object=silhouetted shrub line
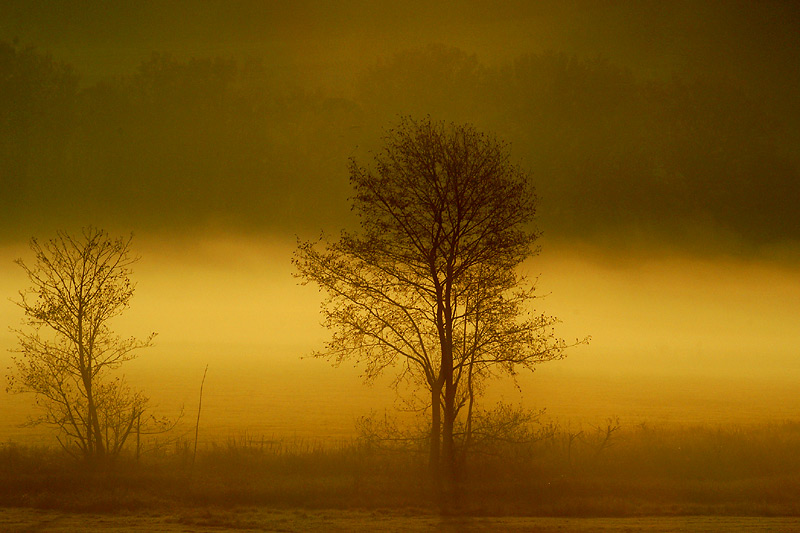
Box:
[2,421,800,516]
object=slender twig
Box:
[192,365,208,468]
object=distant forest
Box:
[2,41,797,254]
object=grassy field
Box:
[2,420,800,522]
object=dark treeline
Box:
[2,40,797,255]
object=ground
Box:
[2,508,800,532]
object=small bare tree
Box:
[7,227,156,464]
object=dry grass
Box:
[2,421,800,516]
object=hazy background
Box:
[1,0,799,444]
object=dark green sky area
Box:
[1,0,799,260]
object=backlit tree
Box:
[295,117,573,502]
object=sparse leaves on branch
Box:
[7,227,158,463]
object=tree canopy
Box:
[1,40,798,255]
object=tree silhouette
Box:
[295,117,570,505]
[7,227,156,464]
[0,41,78,230]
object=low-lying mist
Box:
[2,236,797,445]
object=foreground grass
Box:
[2,422,800,516]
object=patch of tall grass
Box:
[1,420,800,515]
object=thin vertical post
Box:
[192,365,208,469]
[135,410,141,462]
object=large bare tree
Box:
[294,117,572,499]
[7,227,156,464]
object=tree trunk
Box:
[440,335,457,511]
[84,378,106,462]
[78,316,105,464]
[464,361,475,460]
[441,372,456,497]
[429,380,442,477]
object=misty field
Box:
[3,420,800,531]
